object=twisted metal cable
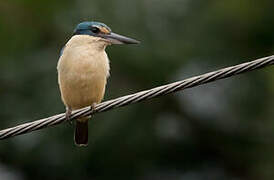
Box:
[0,55,273,140]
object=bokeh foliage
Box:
[0,0,274,179]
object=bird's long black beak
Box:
[102,32,140,44]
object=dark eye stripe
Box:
[91,27,100,33]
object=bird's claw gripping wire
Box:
[66,108,73,124]
[89,103,96,119]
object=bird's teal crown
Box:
[73,21,112,36]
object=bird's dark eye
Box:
[91,27,100,34]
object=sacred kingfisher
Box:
[57,21,139,146]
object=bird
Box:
[57,21,139,146]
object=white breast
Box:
[57,35,110,110]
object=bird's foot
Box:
[90,103,96,116]
[65,107,73,124]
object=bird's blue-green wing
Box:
[59,46,65,57]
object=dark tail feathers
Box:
[74,120,88,146]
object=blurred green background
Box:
[0,0,274,179]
